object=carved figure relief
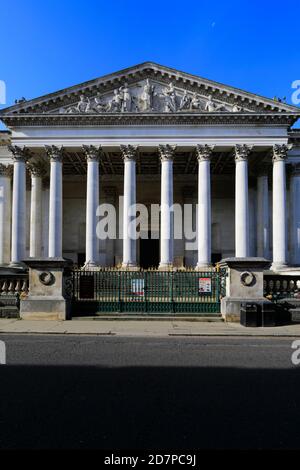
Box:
[61,80,248,115]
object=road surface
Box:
[0,334,299,449]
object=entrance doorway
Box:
[140,236,160,269]
[77,253,85,267]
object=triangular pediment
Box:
[1,62,299,117]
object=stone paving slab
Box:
[1,318,300,337]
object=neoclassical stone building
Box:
[0,62,300,270]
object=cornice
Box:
[1,112,298,127]
[288,130,300,145]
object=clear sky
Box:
[0,0,299,126]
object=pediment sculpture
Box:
[60,80,244,115]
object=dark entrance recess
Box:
[212,253,222,264]
[77,253,86,267]
[140,235,160,269]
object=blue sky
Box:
[0,0,299,126]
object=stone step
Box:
[291,310,300,323]
[0,306,20,319]
[73,314,223,322]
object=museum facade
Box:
[0,62,300,271]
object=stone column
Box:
[9,145,28,265]
[46,146,63,258]
[0,164,12,264]
[29,163,46,258]
[121,145,137,268]
[103,187,116,266]
[289,163,300,266]
[196,144,213,269]
[82,145,101,266]
[256,172,270,259]
[42,178,50,257]
[159,144,176,269]
[182,186,196,267]
[235,144,251,258]
[272,144,289,270]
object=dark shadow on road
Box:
[0,365,300,449]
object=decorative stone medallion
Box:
[240,271,256,287]
[39,271,55,286]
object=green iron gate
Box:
[72,269,226,315]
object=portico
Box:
[0,140,299,271]
[0,62,299,272]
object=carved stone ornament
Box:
[64,277,73,299]
[8,145,30,162]
[158,144,177,162]
[196,144,214,161]
[120,145,138,162]
[272,144,291,162]
[39,271,55,286]
[235,144,252,162]
[205,95,224,112]
[27,161,47,177]
[45,145,64,162]
[0,163,13,177]
[82,145,102,162]
[240,271,256,287]
[59,79,245,116]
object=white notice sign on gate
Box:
[131,279,144,296]
[198,277,212,293]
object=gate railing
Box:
[72,268,226,314]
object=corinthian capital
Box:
[158,144,177,162]
[45,145,64,162]
[120,145,138,162]
[27,161,47,177]
[0,164,13,177]
[82,145,102,162]
[272,144,291,162]
[196,144,214,162]
[234,144,252,162]
[8,145,30,162]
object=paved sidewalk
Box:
[1,318,300,336]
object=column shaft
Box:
[29,165,45,258]
[196,145,213,269]
[159,145,175,268]
[235,145,251,257]
[256,175,270,258]
[272,145,288,269]
[290,165,300,265]
[0,165,12,264]
[9,147,27,264]
[46,146,63,258]
[83,146,101,266]
[121,145,137,268]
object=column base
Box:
[195,263,213,271]
[270,262,288,272]
[9,261,28,270]
[84,261,99,269]
[121,263,140,271]
[158,263,173,271]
